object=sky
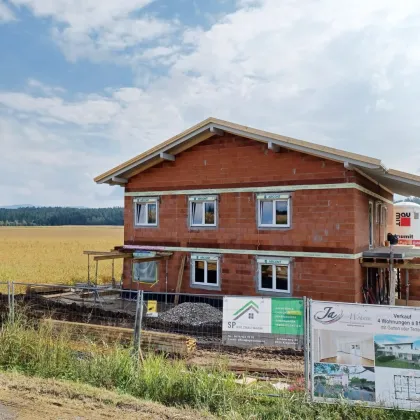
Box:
[375,334,420,349]
[1,0,420,207]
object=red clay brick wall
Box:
[124,189,357,253]
[123,254,362,302]
[126,134,356,192]
[354,190,394,252]
[122,133,393,301]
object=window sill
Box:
[257,289,291,296]
[257,225,291,230]
[190,283,221,291]
[134,224,158,228]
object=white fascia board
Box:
[122,244,364,260]
[100,124,213,184]
[211,123,382,170]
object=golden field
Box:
[0,226,124,285]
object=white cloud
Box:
[0,1,15,21]
[4,0,420,206]
[10,0,177,60]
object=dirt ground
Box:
[0,372,214,420]
[190,348,304,377]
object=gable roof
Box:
[94,117,420,197]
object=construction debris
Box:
[159,302,222,327]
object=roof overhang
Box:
[94,117,420,197]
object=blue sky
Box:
[375,334,420,349]
[1,0,420,207]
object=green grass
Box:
[375,358,420,370]
[0,316,417,419]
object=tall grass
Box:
[0,317,417,419]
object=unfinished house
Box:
[94,117,420,303]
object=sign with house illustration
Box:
[310,300,420,409]
[222,296,304,349]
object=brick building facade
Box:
[95,118,420,303]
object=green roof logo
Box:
[233,300,259,320]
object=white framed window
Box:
[134,197,158,226]
[257,193,290,228]
[257,257,290,293]
[368,201,374,248]
[189,196,217,227]
[376,202,382,224]
[133,261,158,283]
[191,254,220,287]
[381,204,388,243]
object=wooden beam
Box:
[132,256,165,263]
[159,152,175,161]
[174,255,186,306]
[83,251,123,256]
[268,141,281,153]
[361,262,420,269]
[43,319,196,356]
[93,253,133,261]
[209,126,224,136]
[112,176,128,184]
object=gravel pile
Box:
[159,302,222,327]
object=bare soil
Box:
[189,348,304,377]
[0,372,214,420]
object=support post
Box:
[405,270,410,306]
[111,258,116,288]
[389,245,396,306]
[87,254,90,287]
[303,297,309,396]
[165,259,168,306]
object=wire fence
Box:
[1,281,305,381]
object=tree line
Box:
[0,207,123,226]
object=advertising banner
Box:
[310,301,420,410]
[222,296,304,349]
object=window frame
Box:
[190,254,220,288]
[257,193,291,228]
[368,201,374,249]
[189,196,218,227]
[257,257,291,294]
[375,201,382,224]
[133,197,159,227]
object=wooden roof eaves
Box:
[94,117,402,185]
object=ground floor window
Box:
[257,257,290,293]
[133,261,158,284]
[191,254,220,287]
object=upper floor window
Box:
[257,257,290,293]
[257,193,290,228]
[134,197,158,226]
[189,196,217,227]
[368,201,374,248]
[190,254,220,288]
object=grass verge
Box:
[0,317,417,419]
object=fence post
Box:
[7,281,11,322]
[10,281,15,324]
[132,290,144,361]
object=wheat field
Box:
[0,226,124,285]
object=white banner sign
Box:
[223,296,304,349]
[310,300,420,410]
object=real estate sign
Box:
[310,300,420,410]
[222,297,304,349]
